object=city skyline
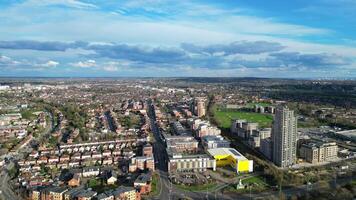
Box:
[0,0,356,78]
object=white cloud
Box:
[36,60,59,68]
[0,0,355,77]
[24,0,97,9]
[0,0,329,45]
[103,62,120,71]
[0,55,12,63]
[103,66,119,72]
[0,55,21,65]
[70,59,96,68]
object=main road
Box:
[147,100,171,200]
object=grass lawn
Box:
[150,173,160,196]
[223,176,269,193]
[352,179,356,186]
[242,176,268,186]
[213,107,273,128]
[175,182,218,192]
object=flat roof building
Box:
[168,154,216,174]
[201,135,230,150]
[334,129,356,142]
[165,134,198,154]
[207,148,253,173]
[299,141,338,164]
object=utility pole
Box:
[168,179,172,200]
[206,187,209,200]
[279,175,283,200]
[334,170,337,188]
[249,184,252,200]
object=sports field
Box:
[213,107,273,128]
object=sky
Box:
[0,0,356,78]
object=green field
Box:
[213,107,273,128]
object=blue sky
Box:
[0,0,355,78]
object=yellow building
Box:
[207,148,253,173]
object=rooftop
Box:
[207,148,248,161]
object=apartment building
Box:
[299,141,338,164]
[168,154,216,174]
[272,106,298,167]
[201,135,230,150]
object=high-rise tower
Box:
[272,106,298,167]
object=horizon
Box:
[0,76,355,81]
[0,0,355,78]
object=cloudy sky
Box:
[0,0,355,78]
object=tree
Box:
[7,164,19,179]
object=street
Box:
[0,111,54,200]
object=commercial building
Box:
[207,148,253,173]
[168,154,216,174]
[201,135,230,150]
[299,141,338,164]
[272,106,298,167]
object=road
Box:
[0,111,54,200]
[0,169,21,200]
[147,100,171,200]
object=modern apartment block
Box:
[165,135,199,154]
[260,138,273,160]
[299,141,338,164]
[201,135,230,150]
[168,154,216,174]
[272,106,298,167]
[231,119,258,139]
[191,97,206,118]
